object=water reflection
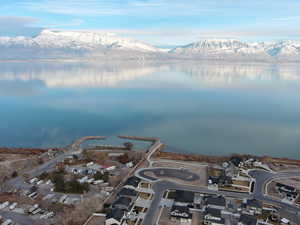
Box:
[0,61,299,158]
[0,61,299,89]
[0,61,167,88]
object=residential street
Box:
[138,168,300,225]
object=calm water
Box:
[0,60,300,158]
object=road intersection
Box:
[137,167,300,225]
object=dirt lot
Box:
[271,177,300,191]
[0,154,40,181]
[192,211,202,225]
[267,178,300,205]
[0,193,39,205]
[158,207,180,225]
[232,180,250,186]
[268,163,300,172]
[85,214,105,225]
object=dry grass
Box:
[58,196,104,225]
[158,207,180,225]
[232,180,250,187]
[219,186,249,193]
[208,168,223,177]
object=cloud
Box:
[92,27,300,45]
[19,0,215,16]
[0,16,38,27]
[273,16,300,22]
[0,16,42,37]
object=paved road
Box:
[249,170,300,222]
[142,180,250,225]
[139,168,300,225]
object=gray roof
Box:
[113,197,132,209]
[204,208,225,224]
[170,205,192,219]
[118,188,137,197]
[205,207,221,217]
[106,208,124,221]
[174,190,194,203]
[205,196,226,207]
[124,176,141,187]
[244,199,262,209]
[239,214,257,225]
[276,183,297,193]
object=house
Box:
[238,214,257,225]
[205,196,226,210]
[230,157,243,167]
[203,208,225,225]
[218,175,232,186]
[174,190,195,207]
[194,193,203,208]
[124,176,141,189]
[276,183,298,200]
[112,197,133,211]
[241,199,262,215]
[208,176,220,186]
[106,208,125,225]
[208,173,232,188]
[118,188,137,199]
[276,183,296,193]
[170,205,192,223]
[126,162,134,168]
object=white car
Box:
[45,212,55,219]
[29,178,38,184]
[0,201,10,209]
[1,219,13,225]
[32,208,42,215]
[9,202,17,210]
[36,180,43,185]
[28,204,39,214]
[59,195,68,203]
[28,192,38,199]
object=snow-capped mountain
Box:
[0,29,161,52]
[170,39,300,60]
[1,30,300,61]
[0,29,164,59]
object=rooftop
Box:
[204,207,225,224]
[113,197,132,209]
[124,176,141,188]
[174,190,195,203]
[106,208,125,222]
[170,205,192,219]
[276,183,297,193]
[205,207,221,217]
[239,214,257,225]
[118,188,137,197]
[243,199,262,209]
[205,196,226,207]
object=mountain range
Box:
[1,29,300,61]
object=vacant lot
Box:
[158,207,180,225]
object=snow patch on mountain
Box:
[170,39,300,58]
[0,29,161,52]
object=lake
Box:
[0,60,300,158]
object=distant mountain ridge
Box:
[170,39,300,60]
[0,29,160,52]
[0,30,300,61]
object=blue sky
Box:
[1,0,300,45]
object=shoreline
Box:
[2,144,300,166]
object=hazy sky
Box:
[1,0,300,45]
